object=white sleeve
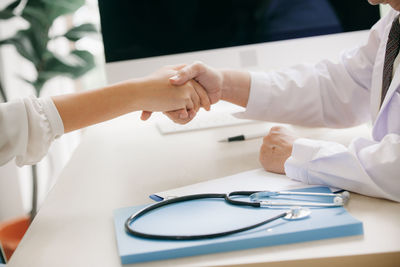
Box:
[236,10,393,128]
[0,95,64,166]
[285,135,400,202]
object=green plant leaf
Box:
[0,30,40,65]
[32,72,57,93]
[16,74,42,96]
[63,23,97,41]
[30,49,95,91]
[0,10,14,19]
[46,49,95,78]
[21,5,50,29]
[6,0,21,10]
[5,0,21,10]
[0,0,21,20]
[3,0,96,96]
[41,0,85,22]
[22,0,84,25]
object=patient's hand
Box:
[259,126,299,174]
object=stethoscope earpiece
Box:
[249,190,350,207]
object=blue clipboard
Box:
[113,187,363,264]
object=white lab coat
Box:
[238,10,400,202]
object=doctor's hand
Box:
[259,126,300,174]
[169,61,223,104]
[140,63,213,122]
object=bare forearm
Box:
[52,80,144,133]
[52,64,209,133]
[220,70,250,107]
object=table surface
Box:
[8,32,400,267]
[8,112,400,267]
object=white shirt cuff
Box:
[234,71,274,120]
[284,138,349,184]
[39,97,64,138]
[284,138,316,184]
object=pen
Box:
[218,133,265,142]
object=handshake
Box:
[134,62,299,175]
[138,62,224,124]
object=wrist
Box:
[221,70,251,107]
[109,78,146,112]
[220,70,231,102]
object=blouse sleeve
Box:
[0,95,64,166]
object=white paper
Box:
[152,168,318,200]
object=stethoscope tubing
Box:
[125,192,287,240]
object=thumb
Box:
[140,111,153,121]
[169,73,187,86]
[169,63,199,85]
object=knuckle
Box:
[271,126,286,133]
[178,69,188,77]
[193,61,205,72]
[260,144,268,154]
[193,60,204,67]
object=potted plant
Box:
[0,0,97,260]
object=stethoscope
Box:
[125,190,350,240]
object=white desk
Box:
[7,112,400,267]
[8,31,400,266]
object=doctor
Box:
[145,1,400,202]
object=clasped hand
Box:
[140,62,223,123]
[142,62,299,175]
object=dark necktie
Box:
[381,15,400,107]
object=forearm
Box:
[52,79,145,133]
[220,70,251,107]
[285,135,400,202]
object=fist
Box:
[259,126,299,174]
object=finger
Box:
[163,111,193,124]
[191,80,211,111]
[171,63,187,71]
[169,61,204,85]
[188,109,197,119]
[177,108,189,119]
[270,125,288,134]
[141,111,153,121]
[185,93,195,111]
[190,88,200,112]
[166,108,189,119]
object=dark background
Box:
[98,0,380,63]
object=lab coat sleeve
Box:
[0,95,64,166]
[285,134,400,202]
[236,10,394,128]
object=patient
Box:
[0,65,210,167]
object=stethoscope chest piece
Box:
[284,207,311,220]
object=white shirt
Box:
[239,9,400,202]
[0,96,64,166]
